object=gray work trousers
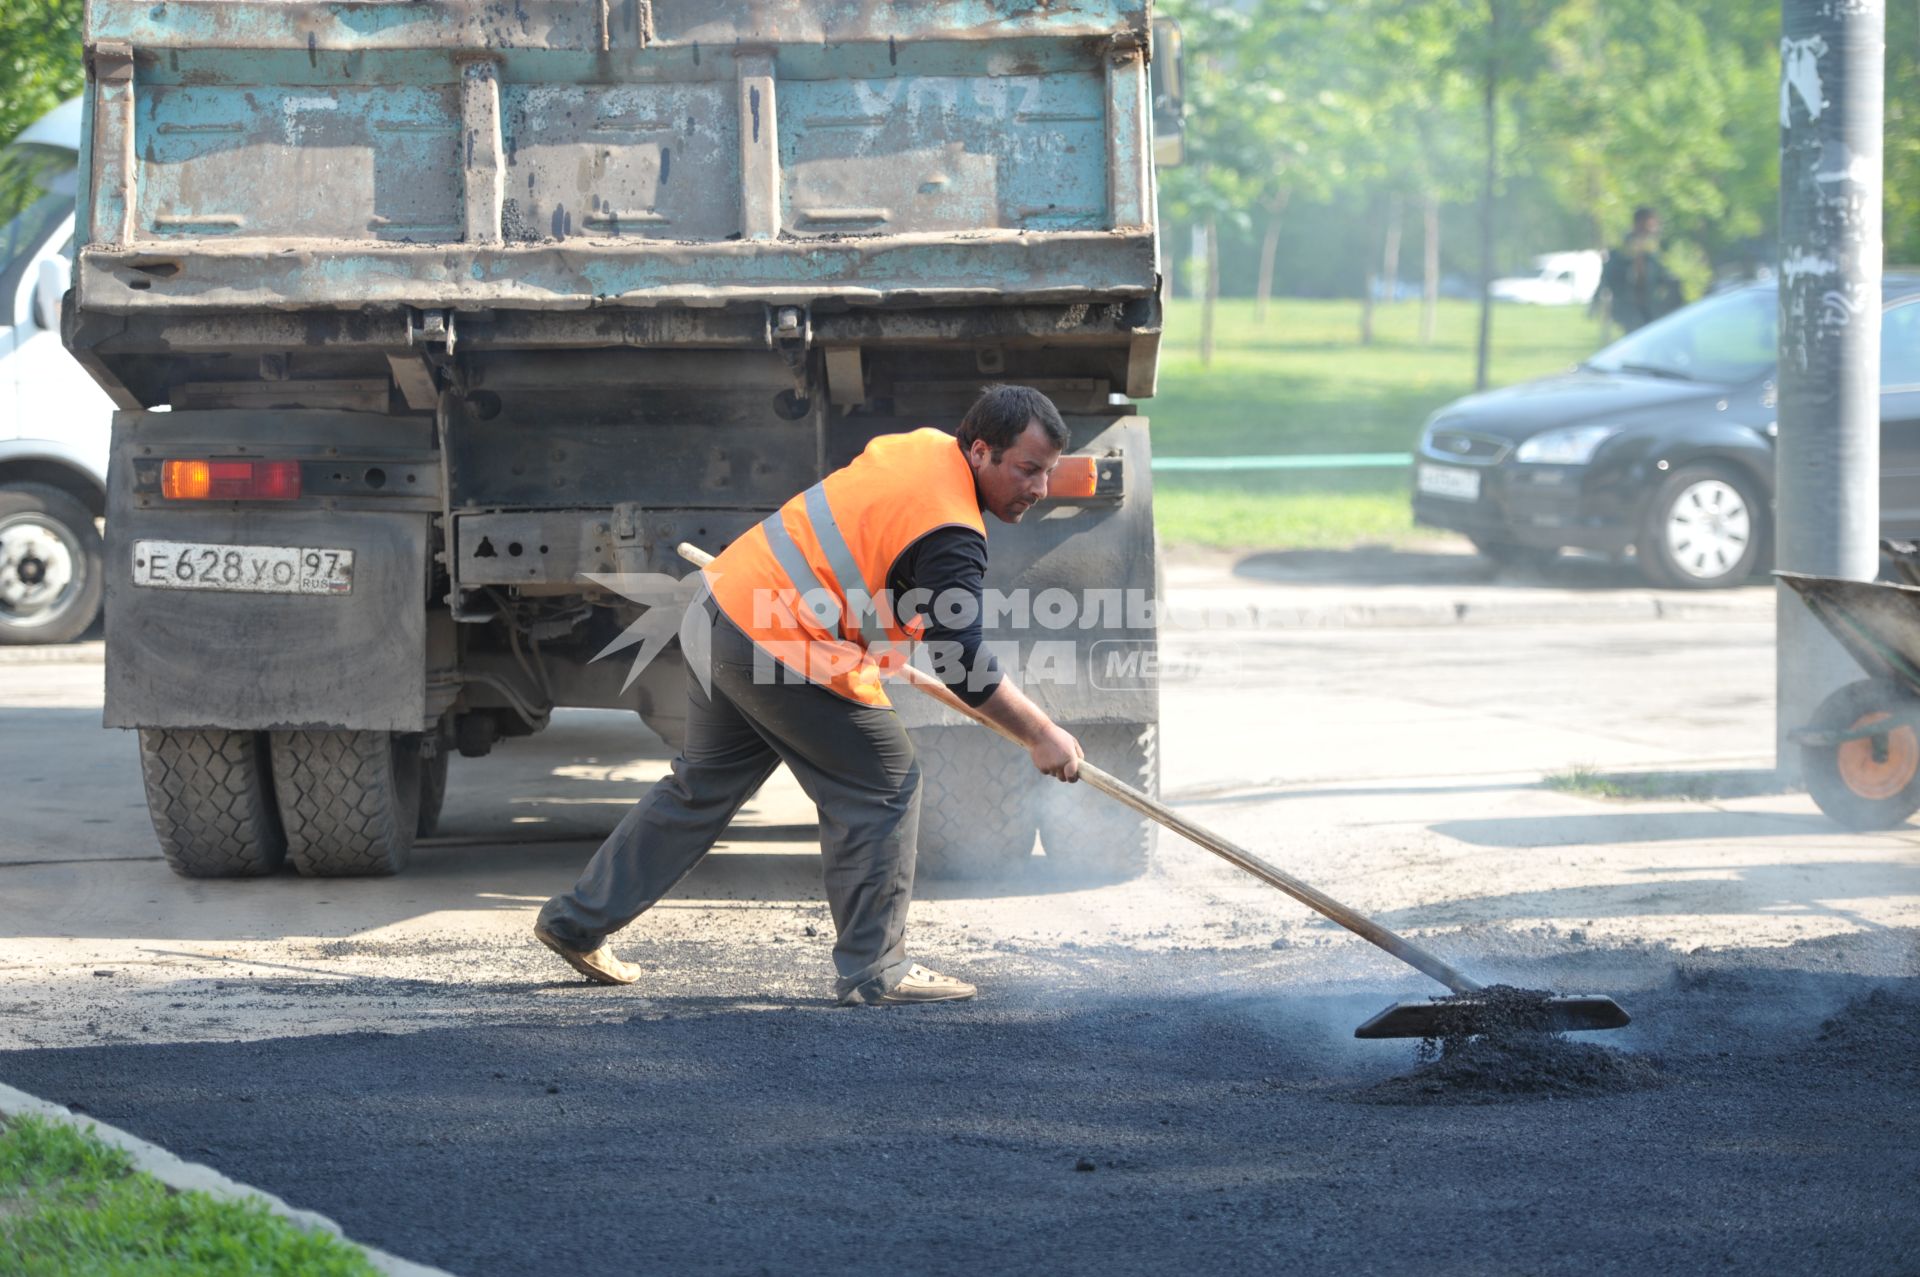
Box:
[538,606,922,1000]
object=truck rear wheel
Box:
[138,729,286,878]
[911,725,1039,880]
[1038,722,1158,883]
[271,730,421,876]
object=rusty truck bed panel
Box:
[75,0,1156,321]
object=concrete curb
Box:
[0,1081,454,1277]
[0,641,103,665]
[1158,589,1775,631]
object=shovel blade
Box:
[1354,993,1631,1040]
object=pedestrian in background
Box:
[1596,206,1684,332]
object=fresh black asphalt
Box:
[5,936,1917,1275]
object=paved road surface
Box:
[2,564,1916,1274]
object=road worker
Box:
[535,384,1083,1003]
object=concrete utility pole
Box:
[1775,0,1885,780]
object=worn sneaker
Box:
[533,923,640,986]
[841,963,977,1006]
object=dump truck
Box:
[67,0,1178,882]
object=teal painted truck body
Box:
[72,0,1169,880]
[71,1,1158,343]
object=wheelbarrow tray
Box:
[1776,571,1920,693]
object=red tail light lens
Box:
[161,459,301,500]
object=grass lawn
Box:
[0,1115,378,1276]
[1148,297,1609,549]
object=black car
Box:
[1412,274,1920,588]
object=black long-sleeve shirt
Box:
[886,526,1003,708]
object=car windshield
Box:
[1584,286,1777,385]
[0,141,77,291]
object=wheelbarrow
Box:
[1779,541,1920,829]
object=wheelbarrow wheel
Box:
[1802,679,1920,830]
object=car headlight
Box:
[1513,424,1623,465]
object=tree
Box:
[0,1,84,146]
[1532,0,1776,297]
[1158,0,1262,364]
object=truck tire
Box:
[1039,722,1158,882]
[911,725,1040,880]
[0,482,104,646]
[271,730,422,876]
[138,729,286,878]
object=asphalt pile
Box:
[1361,985,1664,1104]
[1810,987,1920,1079]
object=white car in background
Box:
[1491,250,1604,307]
[0,97,115,644]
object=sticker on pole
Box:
[133,540,355,596]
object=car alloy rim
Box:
[1664,478,1751,580]
[0,512,82,626]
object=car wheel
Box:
[0,483,104,645]
[1636,464,1765,589]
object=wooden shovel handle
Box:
[675,541,1479,995]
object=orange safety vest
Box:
[705,427,987,707]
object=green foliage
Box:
[0,1116,381,1277]
[1531,0,1778,272]
[1162,0,1913,296]
[0,1,84,146]
[1890,3,1920,267]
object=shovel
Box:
[675,542,1629,1040]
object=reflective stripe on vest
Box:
[803,481,888,646]
[758,507,842,633]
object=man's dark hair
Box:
[956,384,1069,460]
[1632,205,1658,228]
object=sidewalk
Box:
[0,545,1775,670]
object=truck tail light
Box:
[1046,454,1125,503]
[161,460,302,501]
[1050,456,1100,499]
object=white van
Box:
[0,97,114,644]
[1490,249,1605,307]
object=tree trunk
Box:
[1474,8,1499,392]
[1200,214,1220,366]
[1421,192,1441,344]
[1359,200,1378,345]
[1255,190,1290,321]
[1381,193,1405,304]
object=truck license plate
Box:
[133,540,355,596]
[1416,463,1481,502]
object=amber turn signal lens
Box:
[1048,455,1101,500]
[160,459,211,500]
[161,459,301,500]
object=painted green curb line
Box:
[1152,453,1414,471]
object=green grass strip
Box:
[0,1116,379,1277]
